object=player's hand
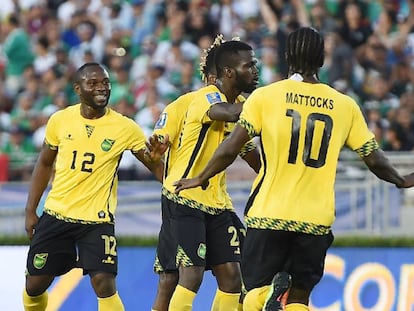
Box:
[145,134,170,163]
[25,210,39,240]
[174,177,209,193]
[399,173,414,188]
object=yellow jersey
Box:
[239,79,376,234]
[43,104,147,223]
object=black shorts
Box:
[154,196,242,273]
[241,228,334,292]
[26,213,118,276]
[229,212,246,257]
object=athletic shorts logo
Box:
[102,256,115,264]
[101,139,115,151]
[197,243,206,259]
[33,253,48,269]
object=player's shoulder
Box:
[167,91,196,111]
[49,104,79,121]
[193,85,223,104]
[106,107,141,128]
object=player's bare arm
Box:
[174,125,250,193]
[25,143,57,239]
[207,102,243,122]
[241,147,261,173]
[362,149,407,187]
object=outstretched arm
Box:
[174,125,251,192]
[133,134,170,183]
[363,149,414,187]
[240,142,261,173]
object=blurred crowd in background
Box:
[1,0,414,182]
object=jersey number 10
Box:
[286,109,333,168]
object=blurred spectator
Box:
[366,108,388,146]
[171,58,203,94]
[1,13,35,97]
[184,2,217,45]
[0,125,37,181]
[68,19,104,68]
[130,34,158,81]
[363,72,400,119]
[210,0,241,38]
[321,30,355,86]
[33,35,57,75]
[383,118,414,152]
[258,46,281,85]
[389,60,414,97]
[135,86,165,137]
[337,2,373,49]
[26,2,49,37]
[129,0,162,46]
[355,34,391,79]
[308,0,337,35]
[10,91,37,133]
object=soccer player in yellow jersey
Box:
[149,39,259,311]
[150,36,260,311]
[23,63,165,311]
[174,27,414,311]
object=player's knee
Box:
[25,285,45,297]
[243,286,268,311]
[178,266,204,291]
[25,275,54,296]
[214,262,242,292]
[90,272,117,297]
[158,272,178,292]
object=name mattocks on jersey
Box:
[286,92,334,110]
[206,92,222,105]
[155,112,167,129]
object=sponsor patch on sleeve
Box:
[206,92,222,105]
[155,112,167,129]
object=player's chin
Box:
[245,83,258,93]
[93,100,109,108]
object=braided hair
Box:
[199,34,225,83]
[200,35,243,84]
[286,27,324,77]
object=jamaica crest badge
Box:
[101,139,115,151]
[33,253,48,269]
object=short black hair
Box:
[74,62,106,83]
[286,27,324,76]
[214,40,253,78]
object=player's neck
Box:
[289,73,320,84]
[214,79,238,103]
[80,104,107,119]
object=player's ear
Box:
[73,83,81,95]
[223,66,233,77]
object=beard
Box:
[235,71,257,94]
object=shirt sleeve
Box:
[127,119,147,153]
[345,101,375,151]
[238,89,262,138]
[44,113,60,149]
